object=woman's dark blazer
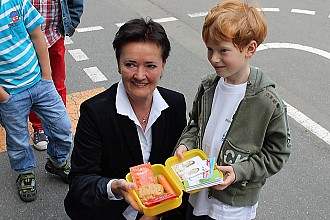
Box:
[64,83,187,220]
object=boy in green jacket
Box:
[175,0,291,219]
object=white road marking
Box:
[68,49,89,61]
[116,17,178,27]
[154,17,178,23]
[257,43,330,60]
[188,12,207,18]
[64,36,73,45]
[257,42,330,146]
[188,8,280,18]
[76,26,104,33]
[291,9,315,15]
[257,8,280,12]
[286,102,330,145]
[83,67,108,82]
[115,23,124,27]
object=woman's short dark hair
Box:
[113,18,171,63]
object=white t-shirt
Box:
[189,77,258,220]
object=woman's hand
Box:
[212,165,236,190]
[111,179,142,213]
[174,145,188,159]
[139,215,160,220]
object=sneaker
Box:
[45,158,70,183]
[16,173,37,202]
[33,129,48,151]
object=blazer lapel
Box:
[148,113,166,164]
[117,114,144,164]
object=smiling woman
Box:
[64,18,188,220]
[119,41,165,129]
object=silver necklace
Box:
[141,112,150,125]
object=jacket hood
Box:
[201,66,275,96]
[246,66,275,96]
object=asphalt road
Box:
[1,0,330,219]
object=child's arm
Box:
[232,104,291,183]
[0,86,10,102]
[29,26,52,80]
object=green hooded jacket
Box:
[177,66,291,206]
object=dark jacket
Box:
[177,66,291,206]
[64,83,187,219]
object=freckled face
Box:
[206,38,250,84]
[118,42,165,102]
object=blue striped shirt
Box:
[0,0,44,94]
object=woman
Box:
[64,18,187,220]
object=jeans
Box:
[29,37,67,130]
[0,79,72,172]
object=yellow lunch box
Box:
[125,149,211,216]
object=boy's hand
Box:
[212,165,235,190]
[111,179,142,213]
[175,145,188,159]
[0,86,9,102]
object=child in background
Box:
[29,0,83,150]
[0,0,72,202]
[175,0,291,219]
